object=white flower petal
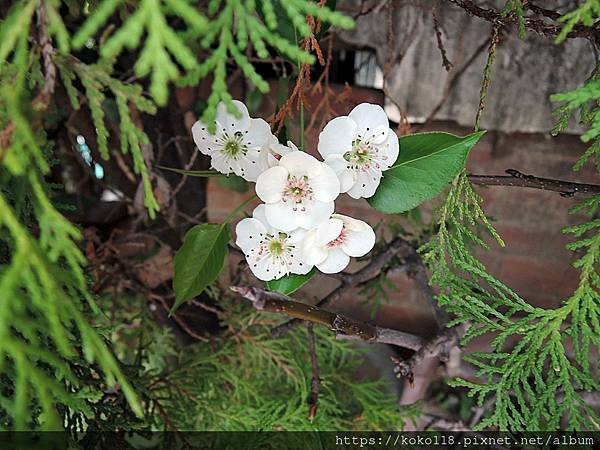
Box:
[235,218,267,252]
[317,248,350,274]
[302,229,328,266]
[246,252,276,281]
[251,204,269,227]
[374,129,400,168]
[256,166,288,203]
[334,215,376,257]
[265,199,334,231]
[245,118,273,148]
[305,200,335,228]
[216,100,250,133]
[191,120,220,155]
[286,141,300,152]
[209,152,235,175]
[279,150,322,177]
[349,103,389,145]
[287,227,307,244]
[241,148,268,182]
[324,154,356,193]
[346,169,382,199]
[289,257,312,275]
[310,162,340,202]
[315,218,344,246]
[317,116,356,158]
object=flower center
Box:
[344,139,374,170]
[221,131,246,158]
[268,237,286,256]
[282,175,312,209]
[326,226,347,248]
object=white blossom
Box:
[192,100,273,182]
[317,103,399,199]
[235,205,311,281]
[255,150,340,232]
[302,214,375,274]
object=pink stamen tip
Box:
[326,227,348,248]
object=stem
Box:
[294,24,305,151]
[300,100,305,151]
[231,286,425,350]
[468,169,600,198]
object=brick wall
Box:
[204,86,595,338]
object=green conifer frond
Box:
[123,296,403,431]
[0,182,143,429]
[73,0,353,126]
[501,0,525,38]
[55,56,160,217]
[551,65,600,172]
[422,173,599,430]
[555,0,600,43]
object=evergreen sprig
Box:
[421,172,599,430]
[555,0,600,43]
[551,64,600,172]
[56,56,160,217]
[501,0,525,38]
[129,295,402,431]
[73,0,353,126]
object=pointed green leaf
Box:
[172,223,229,312]
[266,268,316,295]
[156,165,225,177]
[369,131,485,213]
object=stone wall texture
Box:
[339,0,594,134]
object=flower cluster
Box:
[192,100,398,281]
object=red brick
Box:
[497,255,579,308]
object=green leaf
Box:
[266,268,316,295]
[172,223,230,312]
[368,131,485,214]
[156,165,225,177]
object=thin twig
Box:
[391,322,469,384]
[231,286,425,351]
[446,0,600,41]
[468,169,600,198]
[432,2,453,71]
[306,322,320,423]
[33,0,57,110]
[270,235,415,337]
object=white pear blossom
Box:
[317,103,399,199]
[302,214,376,274]
[235,205,311,281]
[255,151,340,232]
[192,100,273,182]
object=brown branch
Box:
[468,169,600,198]
[230,286,425,351]
[306,322,320,423]
[270,235,415,337]
[446,0,600,41]
[391,322,469,385]
[432,2,453,71]
[33,0,57,110]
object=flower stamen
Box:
[326,226,347,248]
[282,175,313,204]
